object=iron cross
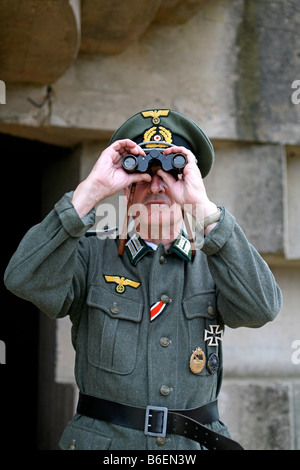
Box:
[204,325,224,346]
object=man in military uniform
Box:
[4,109,282,450]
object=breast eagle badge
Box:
[104,275,141,293]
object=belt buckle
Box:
[144,405,168,437]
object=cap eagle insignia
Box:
[141,109,170,124]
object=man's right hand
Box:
[72,139,151,218]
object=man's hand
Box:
[157,146,217,213]
[72,139,151,217]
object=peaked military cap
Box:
[109,109,214,178]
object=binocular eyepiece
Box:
[122,142,187,178]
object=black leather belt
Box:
[77,392,243,450]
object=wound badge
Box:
[190,347,206,375]
[207,353,219,375]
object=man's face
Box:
[126,166,183,242]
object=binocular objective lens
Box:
[172,153,186,169]
[123,155,138,171]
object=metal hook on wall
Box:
[27,85,53,108]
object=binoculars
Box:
[122,142,187,178]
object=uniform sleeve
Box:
[201,207,282,328]
[4,192,95,320]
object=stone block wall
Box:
[0,0,299,449]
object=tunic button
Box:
[160,337,170,347]
[159,255,166,264]
[207,303,215,316]
[67,439,76,450]
[156,437,166,446]
[110,303,119,315]
[161,294,171,304]
[160,385,171,396]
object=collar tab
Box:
[125,234,152,265]
[125,232,192,265]
[169,232,192,261]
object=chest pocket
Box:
[87,285,143,375]
[182,292,222,377]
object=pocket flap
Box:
[87,285,143,322]
[183,291,217,320]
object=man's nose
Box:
[148,173,165,193]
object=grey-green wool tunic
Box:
[4,193,282,450]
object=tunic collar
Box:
[125,232,192,265]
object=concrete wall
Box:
[1,0,299,450]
